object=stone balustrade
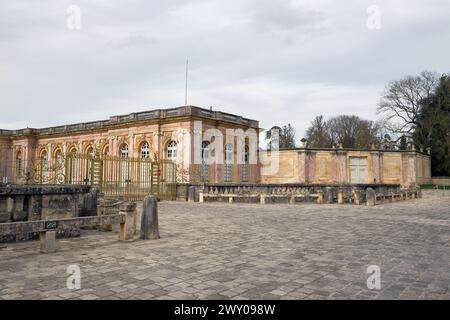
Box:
[191,183,421,206]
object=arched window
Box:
[86,147,95,158]
[39,150,49,183]
[85,147,95,183]
[54,149,64,183]
[242,145,249,181]
[120,144,129,158]
[201,141,210,181]
[140,142,150,159]
[225,143,233,163]
[40,150,49,164]
[69,148,78,183]
[119,144,129,187]
[140,142,151,188]
[201,141,210,163]
[224,143,233,182]
[167,140,177,163]
[16,151,23,179]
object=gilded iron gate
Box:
[65,155,177,201]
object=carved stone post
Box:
[366,187,376,206]
[260,194,266,204]
[188,186,196,203]
[338,189,344,204]
[199,190,204,203]
[325,187,333,204]
[118,202,137,241]
[317,190,324,204]
[417,187,422,198]
[353,190,361,205]
[140,196,160,240]
[40,230,56,253]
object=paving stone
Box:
[0,190,449,300]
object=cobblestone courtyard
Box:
[0,190,449,300]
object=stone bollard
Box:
[366,187,376,206]
[199,190,204,203]
[325,187,333,204]
[188,186,196,203]
[140,196,160,240]
[289,195,295,204]
[118,202,137,241]
[417,188,422,198]
[338,189,344,204]
[229,196,233,204]
[260,194,266,204]
[40,231,56,253]
[353,190,361,205]
[317,190,324,204]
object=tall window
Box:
[140,142,150,158]
[69,148,78,183]
[201,141,210,181]
[16,151,22,179]
[140,142,150,188]
[54,149,64,183]
[40,150,49,183]
[85,147,95,183]
[224,143,233,182]
[120,144,129,187]
[242,145,249,181]
[167,140,177,163]
[120,144,129,158]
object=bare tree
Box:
[305,115,331,148]
[305,115,383,149]
[377,71,439,141]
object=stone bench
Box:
[366,187,421,206]
[200,193,260,204]
[0,203,136,253]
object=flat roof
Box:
[0,105,259,137]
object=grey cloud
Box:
[0,0,449,138]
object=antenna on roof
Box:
[184,59,189,106]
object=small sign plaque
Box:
[44,221,58,230]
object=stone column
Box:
[140,196,160,240]
[118,202,137,241]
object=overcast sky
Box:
[1,0,449,141]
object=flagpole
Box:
[185,59,189,106]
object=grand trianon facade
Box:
[0,105,431,191]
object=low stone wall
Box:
[184,183,419,206]
[431,177,450,186]
[0,184,92,243]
